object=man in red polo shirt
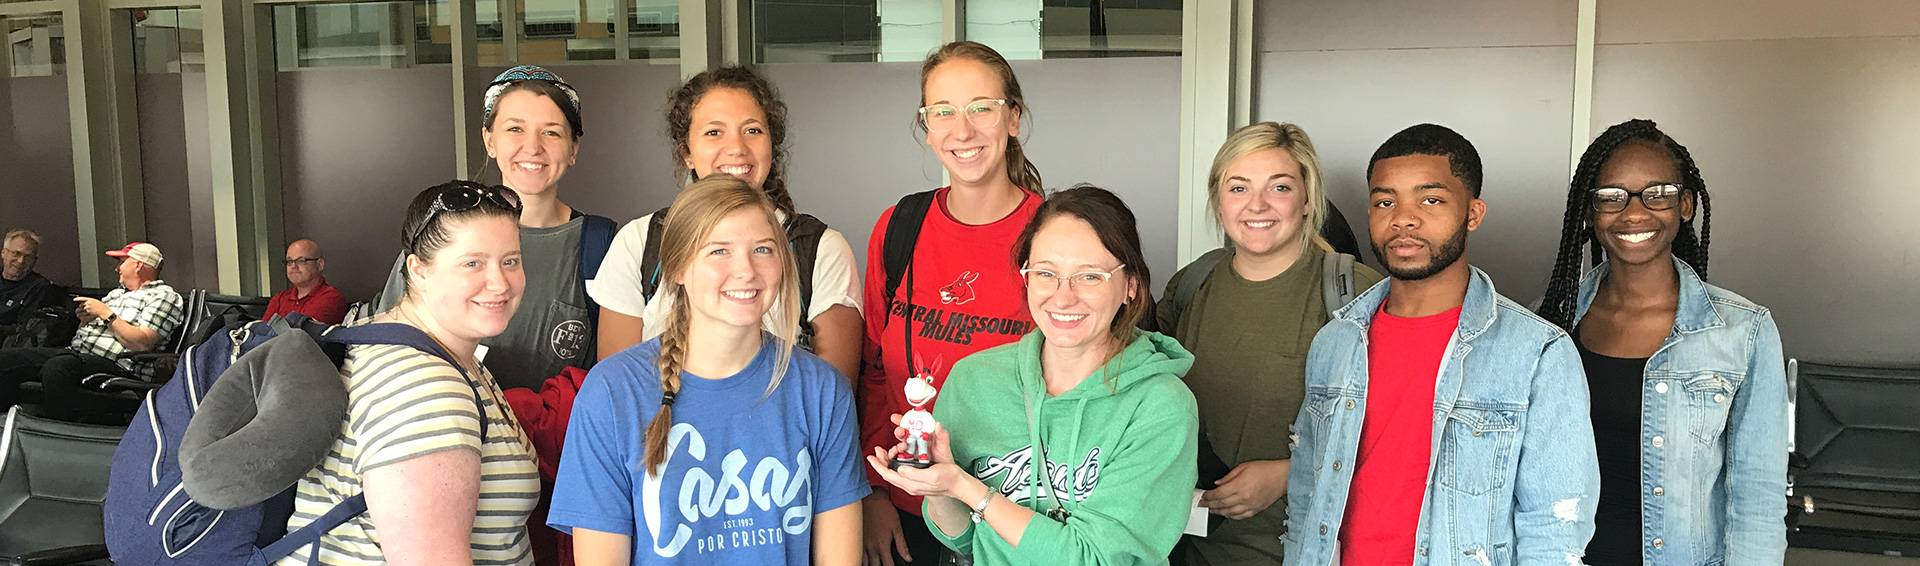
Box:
[264,239,348,324]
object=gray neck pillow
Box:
[179,329,348,509]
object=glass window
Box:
[753,0,939,63]
[628,0,679,61]
[132,8,204,74]
[6,14,65,77]
[969,0,1179,60]
[272,0,472,69]
[512,0,677,63]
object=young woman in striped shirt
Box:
[280,181,539,565]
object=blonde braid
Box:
[642,286,693,476]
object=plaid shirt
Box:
[69,280,187,376]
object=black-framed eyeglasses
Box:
[406,181,523,252]
[1592,184,1683,213]
[283,257,321,267]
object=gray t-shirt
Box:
[372,217,594,390]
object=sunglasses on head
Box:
[406,181,522,253]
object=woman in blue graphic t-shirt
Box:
[550,175,867,565]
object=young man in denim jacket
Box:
[1283,124,1599,566]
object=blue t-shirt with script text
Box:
[550,336,868,564]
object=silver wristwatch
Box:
[968,492,994,524]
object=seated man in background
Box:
[0,229,60,328]
[264,238,348,325]
[0,242,186,420]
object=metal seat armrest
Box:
[2,543,110,566]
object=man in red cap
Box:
[0,241,186,421]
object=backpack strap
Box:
[260,322,496,562]
[880,191,938,310]
[784,213,830,341]
[1321,251,1359,317]
[1161,248,1231,332]
[260,491,370,561]
[577,214,617,282]
[639,207,673,303]
[1319,201,1364,259]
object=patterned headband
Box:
[482,65,584,136]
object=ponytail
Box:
[1006,136,1044,194]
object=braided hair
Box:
[1538,119,1713,331]
[641,174,801,475]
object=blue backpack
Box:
[103,313,484,566]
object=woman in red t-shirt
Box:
[858,41,1044,566]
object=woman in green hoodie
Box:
[867,185,1200,565]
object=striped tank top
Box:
[276,343,539,565]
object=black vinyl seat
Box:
[0,407,122,565]
[1787,359,1920,555]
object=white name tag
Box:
[1184,489,1209,537]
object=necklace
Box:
[393,304,481,376]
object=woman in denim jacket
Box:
[1537,119,1787,565]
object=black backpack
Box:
[878,191,940,313]
[638,206,831,347]
[0,305,81,349]
[104,314,486,565]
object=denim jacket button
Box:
[1345,399,1355,410]
[1652,435,1665,448]
[1319,524,1328,536]
[1652,537,1664,549]
[1333,460,1342,471]
[1655,382,1670,394]
[1714,393,1728,404]
[1419,547,1429,557]
[1653,486,1666,496]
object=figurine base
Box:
[890,455,933,470]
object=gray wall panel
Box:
[1256,47,1578,305]
[536,63,681,223]
[277,67,457,302]
[1259,0,1575,52]
[136,73,204,291]
[762,62,944,278]
[180,73,218,292]
[764,58,1183,293]
[1597,0,1920,44]
[0,76,81,287]
[1014,57,1181,293]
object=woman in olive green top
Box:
[1156,122,1382,565]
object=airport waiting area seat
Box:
[0,407,122,566]
[1787,359,1920,556]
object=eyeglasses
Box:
[1592,184,1683,213]
[1020,264,1126,291]
[283,257,321,267]
[917,99,1010,132]
[407,181,523,252]
[1,249,34,261]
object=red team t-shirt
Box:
[1340,303,1462,566]
[859,187,1041,513]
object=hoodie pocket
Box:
[1437,406,1520,496]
